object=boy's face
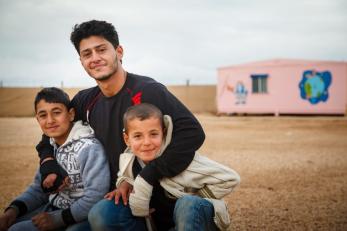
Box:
[79,35,123,82]
[123,117,164,164]
[36,100,75,145]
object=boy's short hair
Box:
[123,103,164,133]
[34,87,71,112]
[70,19,119,53]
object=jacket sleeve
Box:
[58,140,110,225]
[139,82,205,185]
[9,169,48,217]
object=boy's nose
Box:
[143,136,151,145]
[46,115,54,123]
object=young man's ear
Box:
[123,131,130,147]
[68,108,75,122]
[116,45,124,63]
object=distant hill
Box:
[0,86,216,117]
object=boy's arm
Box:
[6,169,48,218]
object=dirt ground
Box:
[0,115,347,230]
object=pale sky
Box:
[1,0,346,87]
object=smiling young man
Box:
[36,20,206,230]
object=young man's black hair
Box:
[70,20,119,53]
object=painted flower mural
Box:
[299,70,332,104]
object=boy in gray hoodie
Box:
[0,87,110,231]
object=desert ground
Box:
[0,115,346,230]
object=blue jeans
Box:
[88,195,217,231]
[88,198,147,231]
[173,195,218,231]
[8,204,90,231]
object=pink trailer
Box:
[217,59,347,115]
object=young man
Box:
[36,20,206,230]
[0,87,110,231]
[114,103,240,230]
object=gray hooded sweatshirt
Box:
[10,121,110,228]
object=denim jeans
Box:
[88,195,217,231]
[88,198,147,231]
[172,195,218,231]
[8,204,91,231]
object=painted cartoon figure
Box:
[299,70,332,104]
[234,81,248,104]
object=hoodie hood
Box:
[156,115,173,158]
[50,121,94,147]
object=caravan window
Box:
[251,74,268,93]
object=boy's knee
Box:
[88,198,132,229]
[176,195,202,209]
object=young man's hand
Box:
[0,208,17,231]
[40,158,70,193]
[32,212,57,231]
[104,181,133,205]
[42,174,70,194]
[42,173,57,189]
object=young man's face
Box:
[123,117,164,164]
[79,35,123,82]
[36,100,75,145]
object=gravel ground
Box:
[0,115,346,230]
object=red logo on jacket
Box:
[132,92,142,105]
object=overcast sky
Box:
[0,0,346,87]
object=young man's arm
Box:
[129,83,205,216]
[140,82,205,184]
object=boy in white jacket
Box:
[0,88,110,231]
[114,103,240,231]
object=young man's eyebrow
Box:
[80,44,107,53]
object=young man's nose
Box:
[91,51,101,62]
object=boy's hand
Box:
[129,176,153,217]
[32,212,57,231]
[0,208,17,231]
[105,181,133,205]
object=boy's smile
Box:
[123,117,164,164]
